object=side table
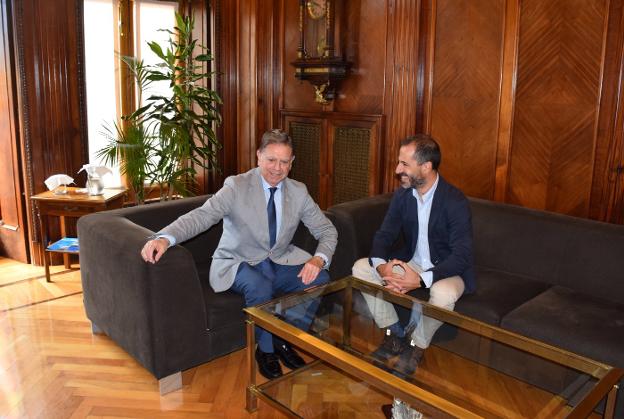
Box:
[30,187,127,282]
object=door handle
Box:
[0,220,19,231]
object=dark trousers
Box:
[231,259,330,352]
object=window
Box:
[83,0,177,188]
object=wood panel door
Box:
[425,0,506,200]
[423,0,624,221]
[0,0,27,262]
[507,0,608,216]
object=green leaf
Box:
[148,41,166,60]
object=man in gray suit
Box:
[140,129,337,379]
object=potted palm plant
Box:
[98,12,221,203]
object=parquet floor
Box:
[0,257,602,418]
[0,258,288,419]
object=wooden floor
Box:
[0,257,602,418]
[0,257,293,419]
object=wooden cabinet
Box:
[282,111,383,209]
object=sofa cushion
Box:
[196,263,246,331]
[455,268,552,326]
[406,268,550,326]
[501,286,624,368]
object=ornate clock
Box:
[291,0,351,104]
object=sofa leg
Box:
[91,322,105,335]
[159,371,182,395]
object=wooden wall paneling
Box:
[426,0,506,200]
[507,0,608,216]
[180,0,216,194]
[214,0,241,184]
[0,0,28,262]
[607,82,624,224]
[416,0,433,134]
[493,0,520,202]
[382,0,421,193]
[589,0,624,223]
[335,0,386,115]
[255,0,282,141]
[237,0,257,173]
[13,0,88,265]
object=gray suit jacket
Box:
[159,168,338,292]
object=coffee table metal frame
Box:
[244,276,622,418]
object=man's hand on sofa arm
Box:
[141,237,171,264]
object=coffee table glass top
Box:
[245,277,620,418]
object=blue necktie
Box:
[267,187,277,247]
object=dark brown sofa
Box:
[78,192,624,415]
[77,195,328,393]
[327,193,624,417]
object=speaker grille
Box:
[289,122,321,201]
[333,127,370,205]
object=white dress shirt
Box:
[372,174,439,288]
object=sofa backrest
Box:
[327,194,395,279]
[107,195,211,232]
[329,193,624,305]
[104,194,338,274]
[471,198,624,305]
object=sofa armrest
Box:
[327,193,393,278]
[105,195,210,232]
[78,212,209,378]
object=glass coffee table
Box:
[244,276,622,418]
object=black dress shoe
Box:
[255,348,283,379]
[371,329,408,362]
[381,404,393,419]
[274,341,306,370]
[393,343,424,378]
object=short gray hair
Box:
[258,129,293,153]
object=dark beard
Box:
[398,173,425,189]
[410,175,426,189]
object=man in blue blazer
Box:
[141,130,338,380]
[352,134,474,375]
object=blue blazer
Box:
[370,176,476,294]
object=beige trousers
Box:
[352,258,465,349]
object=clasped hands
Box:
[377,259,422,294]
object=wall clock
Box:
[306,0,326,20]
[292,0,351,104]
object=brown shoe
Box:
[371,329,408,363]
[393,342,424,378]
